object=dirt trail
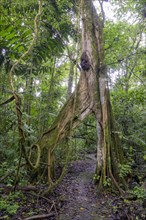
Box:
[1,154,144,219]
[56,155,112,220]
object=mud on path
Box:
[56,155,112,220]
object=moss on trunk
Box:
[30,0,125,193]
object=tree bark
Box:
[80,0,124,191]
[67,58,75,98]
[33,0,124,192]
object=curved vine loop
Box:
[8,0,42,169]
[28,144,41,169]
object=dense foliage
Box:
[0,1,145,218]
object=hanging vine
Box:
[9,0,42,171]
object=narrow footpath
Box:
[57,155,112,220]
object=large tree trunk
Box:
[80,0,124,191]
[33,0,124,191]
[36,68,94,150]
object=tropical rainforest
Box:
[0,0,146,219]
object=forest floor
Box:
[57,155,112,220]
[0,154,145,220]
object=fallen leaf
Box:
[80,207,84,211]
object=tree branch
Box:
[22,213,55,220]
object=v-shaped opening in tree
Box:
[33,0,125,194]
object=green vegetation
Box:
[0,192,22,215]
[0,0,145,219]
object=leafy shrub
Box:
[132,186,145,199]
[119,163,132,178]
[0,192,23,215]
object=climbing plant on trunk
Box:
[31,0,125,192]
